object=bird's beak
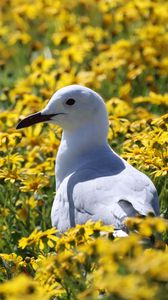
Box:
[16,112,57,129]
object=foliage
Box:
[0,0,168,299]
[0,219,168,300]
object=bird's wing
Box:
[66,165,159,229]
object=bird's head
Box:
[16,85,108,132]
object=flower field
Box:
[0,0,168,299]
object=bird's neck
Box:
[55,120,109,190]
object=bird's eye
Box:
[65,98,76,106]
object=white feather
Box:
[42,85,160,232]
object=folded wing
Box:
[69,165,159,229]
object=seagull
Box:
[16,85,159,234]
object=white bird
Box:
[16,85,159,233]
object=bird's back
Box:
[51,151,159,232]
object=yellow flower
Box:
[20,173,49,192]
[106,98,132,117]
[129,250,168,282]
[0,165,22,183]
[9,31,31,45]
[18,228,58,250]
[134,92,168,106]
[0,274,48,300]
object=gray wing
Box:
[67,165,159,230]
